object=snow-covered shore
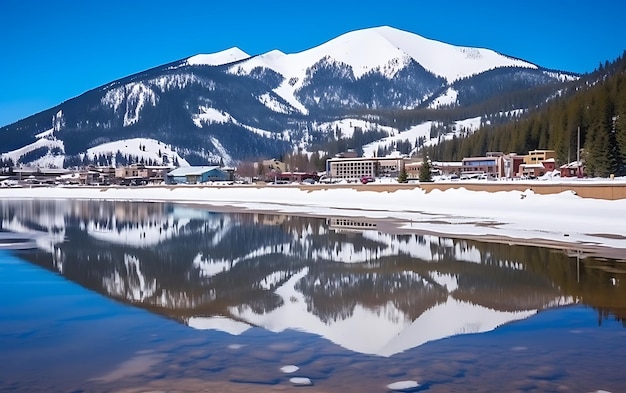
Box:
[1,184,625,253]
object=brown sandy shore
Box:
[158,180,626,199]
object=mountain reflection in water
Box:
[1,199,624,356]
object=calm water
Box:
[0,199,625,392]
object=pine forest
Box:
[420,52,626,177]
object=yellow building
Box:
[524,150,556,165]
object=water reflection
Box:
[1,199,624,356]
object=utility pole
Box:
[577,126,581,177]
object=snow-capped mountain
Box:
[229,26,539,113]
[0,26,578,168]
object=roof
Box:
[167,166,222,176]
[432,161,463,167]
[462,156,497,162]
[560,161,583,169]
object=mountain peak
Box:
[187,47,250,66]
[348,26,537,81]
[232,25,537,84]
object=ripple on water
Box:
[290,377,313,386]
[280,365,299,373]
[386,380,420,392]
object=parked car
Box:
[360,176,375,184]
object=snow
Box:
[273,78,309,114]
[386,380,419,391]
[150,73,206,92]
[186,47,250,66]
[0,135,65,168]
[428,87,458,108]
[280,365,299,373]
[372,26,536,81]
[362,122,432,157]
[208,137,232,165]
[101,82,158,127]
[289,377,312,386]
[455,116,482,132]
[123,83,158,127]
[233,26,535,83]
[359,117,481,158]
[192,106,230,127]
[256,92,293,114]
[192,105,275,143]
[86,137,190,167]
[421,116,484,148]
[187,316,251,335]
[314,118,395,141]
[36,127,55,139]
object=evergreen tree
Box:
[419,158,433,182]
[615,105,626,175]
[397,165,408,183]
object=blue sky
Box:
[1,0,624,128]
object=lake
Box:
[0,199,625,392]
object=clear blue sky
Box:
[1,0,624,128]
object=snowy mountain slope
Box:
[362,116,484,157]
[186,47,250,66]
[313,118,396,139]
[371,26,537,81]
[86,138,191,167]
[363,122,433,157]
[1,130,65,168]
[429,88,459,109]
[232,26,536,84]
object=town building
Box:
[166,166,229,184]
[405,160,463,179]
[497,153,525,179]
[326,152,408,182]
[114,164,171,185]
[525,150,557,165]
[519,154,556,179]
[559,161,585,178]
[461,154,500,177]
